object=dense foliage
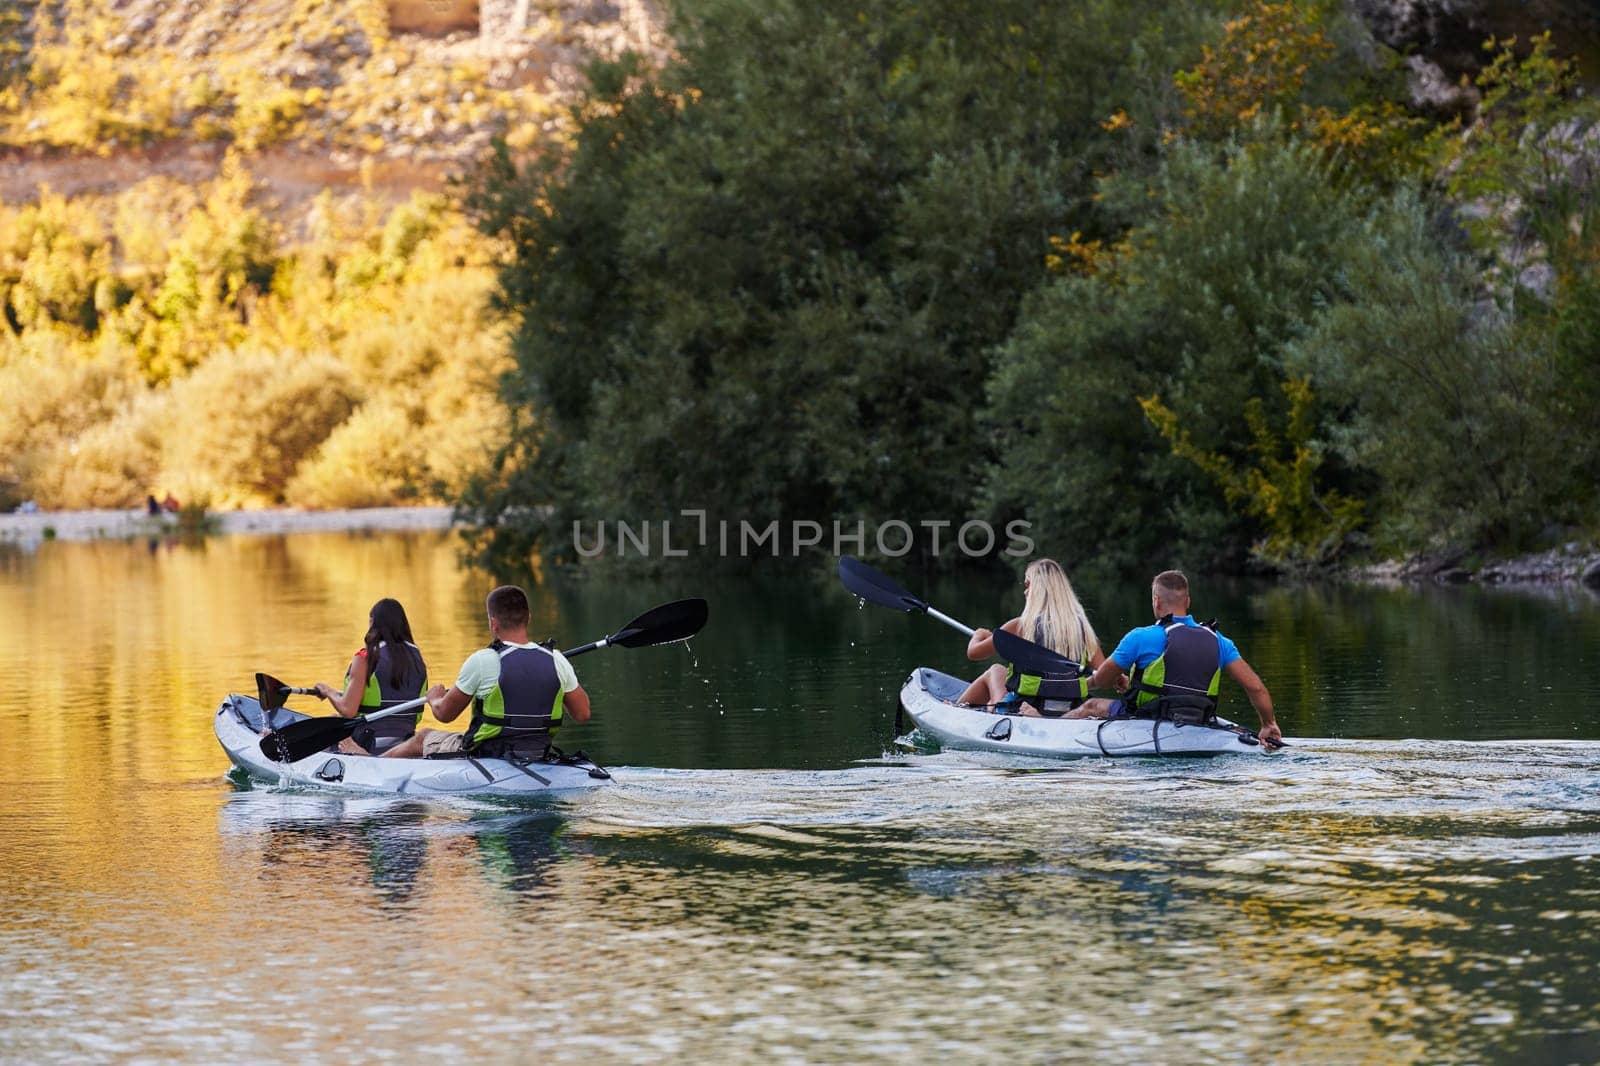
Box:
[0,163,511,509]
[465,0,1600,571]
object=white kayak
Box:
[899,668,1272,758]
[214,694,612,796]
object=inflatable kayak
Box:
[899,668,1270,758]
[214,694,612,796]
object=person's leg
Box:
[958,664,1010,706]
[1064,697,1117,720]
[382,730,431,758]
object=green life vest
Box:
[1124,617,1222,724]
[463,641,565,758]
[345,641,427,752]
[1003,620,1091,712]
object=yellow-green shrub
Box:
[0,338,141,496]
[35,397,165,508]
[286,397,430,508]
[159,349,361,506]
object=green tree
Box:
[985,138,1379,571]
[461,0,1218,565]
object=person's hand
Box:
[1114,674,1129,693]
[426,683,448,703]
[1257,722,1284,748]
[972,627,992,643]
[312,682,335,700]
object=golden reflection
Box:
[0,532,514,928]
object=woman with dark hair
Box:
[314,598,428,755]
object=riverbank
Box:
[1353,540,1600,590]
[0,506,456,548]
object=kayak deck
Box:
[214,695,611,796]
[899,668,1267,758]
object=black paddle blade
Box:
[992,627,1085,677]
[838,556,928,613]
[259,715,358,763]
[256,672,292,712]
[608,598,709,648]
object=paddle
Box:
[837,556,976,638]
[839,556,980,735]
[255,672,325,713]
[561,597,709,656]
[257,598,710,763]
[991,626,1085,678]
[259,695,428,763]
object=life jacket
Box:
[463,641,565,758]
[348,641,426,753]
[1004,619,1090,714]
[1123,616,1221,724]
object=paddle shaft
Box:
[926,607,976,639]
[346,693,429,726]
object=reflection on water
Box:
[1,534,1599,1062]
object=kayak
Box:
[899,668,1271,758]
[214,694,612,796]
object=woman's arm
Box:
[314,653,368,718]
[966,618,1023,661]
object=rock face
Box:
[389,0,479,36]
[1348,0,1600,112]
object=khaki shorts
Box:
[422,731,470,756]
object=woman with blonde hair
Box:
[958,558,1104,716]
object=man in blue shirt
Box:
[1066,570,1282,746]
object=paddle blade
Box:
[260,715,357,763]
[256,672,291,712]
[992,627,1085,678]
[838,556,928,614]
[608,597,709,648]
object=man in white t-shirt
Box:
[382,585,591,759]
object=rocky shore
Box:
[0,506,455,548]
[1352,541,1600,590]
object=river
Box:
[1,531,1598,1062]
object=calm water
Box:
[1,532,1599,1063]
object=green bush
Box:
[986,137,1378,571]
[1286,190,1583,550]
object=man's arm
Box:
[1223,659,1281,744]
[1088,655,1126,693]
[426,683,473,723]
[563,684,591,724]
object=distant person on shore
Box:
[314,598,428,755]
[383,584,591,761]
[1065,570,1283,746]
[958,558,1104,716]
[146,495,161,517]
[161,493,180,513]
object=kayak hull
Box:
[214,694,611,796]
[899,668,1267,758]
